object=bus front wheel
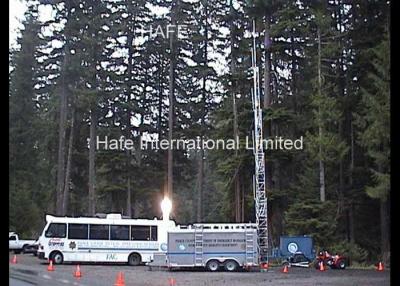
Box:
[50,251,63,264]
[128,253,141,266]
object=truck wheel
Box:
[206,260,220,272]
[314,260,322,269]
[50,251,64,264]
[128,253,141,266]
[337,259,346,269]
[22,245,29,254]
[224,260,239,272]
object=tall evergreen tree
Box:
[9,4,42,236]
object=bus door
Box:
[44,223,67,257]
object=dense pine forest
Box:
[9,0,390,265]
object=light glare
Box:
[161,197,172,220]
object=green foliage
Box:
[9,188,41,238]
[9,0,390,262]
[284,199,337,247]
[329,242,369,265]
[355,38,390,201]
[365,170,390,200]
[9,5,45,237]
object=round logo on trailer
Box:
[178,244,186,251]
[288,242,298,254]
[160,243,168,251]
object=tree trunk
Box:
[264,32,273,193]
[55,52,69,215]
[263,17,271,109]
[197,4,208,222]
[230,0,241,222]
[125,24,135,218]
[348,203,355,244]
[233,92,240,222]
[126,146,132,218]
[62,108,75,216]
[48,111,58,214]
[127,176,131,217]
[241,179,245,222]
[167,3,176,201]
[111,192,116,213]
[337,0,346,219]
[88,109,97,216]
[158,55,163,138]
[380,197,390,265]
[234,172,240,222]
[197,146,204,222]
[348,121,355,242]
[317,27,326,202]
[338,151,344,215]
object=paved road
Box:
[9,253,390,286]
[9,278,35,286]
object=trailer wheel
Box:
[224,260,239,272]
[206,260,220,272]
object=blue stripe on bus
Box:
[78,247,159,251]
[167,252,255,255]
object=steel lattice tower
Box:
[251,21,268,265]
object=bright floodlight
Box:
[161,197,172,220]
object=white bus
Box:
[37,213,175,265]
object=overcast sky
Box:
[9,0,27,48]
[9,0,229,76]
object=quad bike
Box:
[282,252,312,268]
[315,250,347,269]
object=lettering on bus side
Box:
[106,253,117,260]
[48,238,64,248]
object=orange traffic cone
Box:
[261,262,269,270]
[114,272,125,286]
[168,277,176,286]
[10,255,17,264]
[282,265,289,273]
[377,262,384,271]
[74,264,82,278]
[47,259,55,272]
[319,261,325,271]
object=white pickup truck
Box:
[9,232,37,254]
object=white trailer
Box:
[165,223,258,272]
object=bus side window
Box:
[68,224,88,239]
[45,223,67,238]
[150,226,157,241]
[131,226,150,241]
[110,225,129,240]
[89,224,109,240]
